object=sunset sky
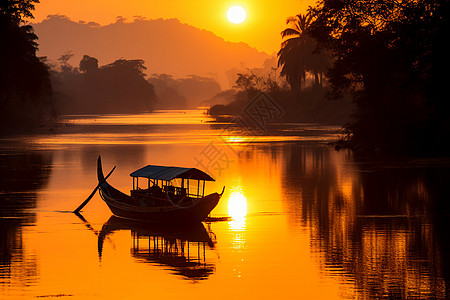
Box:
[33,0,315,54]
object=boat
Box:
[97,156,224,224]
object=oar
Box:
[73,166,116,213]
[74,211,97,233]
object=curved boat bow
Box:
[96,156,223,224]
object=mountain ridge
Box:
[32,15,272,88]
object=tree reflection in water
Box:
[0,149,53,286]
[281,144,450,299]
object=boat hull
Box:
[99,188,221,223]
[97,157,222,224]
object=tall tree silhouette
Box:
[79,55,99,74]
[277,13,330,99]
[0,0,38,24]
[308,0,450,154]
[0,0,54,132]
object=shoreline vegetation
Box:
[0,1,55,134]
[207,74,354,126]
[211,0,450,157]
[52,54,157,115]
[307,0,450,157]
[2,1,449,157]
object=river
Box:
[1,109,450,299]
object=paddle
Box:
[73,166,116,214]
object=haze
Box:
[33,15,272,89]
[33,0,313,54]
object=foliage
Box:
[79,55,98,74]
[234,73,258,92]
[233,71,285,94]
[277,13,331,99]
[52,56,156,114]
[209,71,353,125]
[0,1,55,133]
[0,0,39,24]
[308,0,450,155]
[57,51,75,72]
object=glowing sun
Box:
[227,6,246,24]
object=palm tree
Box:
[277,13,330,99]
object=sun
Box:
[227,6,246,24]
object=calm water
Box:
[1,110,450,299]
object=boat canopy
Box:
[130,165,215,181]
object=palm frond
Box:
[281,28,301,39]
[286,16,297,25]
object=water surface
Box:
[1,110,450,299]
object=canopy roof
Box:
[130,165,215,181]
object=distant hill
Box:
[33,15,272,89]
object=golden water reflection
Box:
[66,110,211,125]
[227,185,247,231]
[280,145,450,299]
[226,185,247,255]
[1,111,450,299]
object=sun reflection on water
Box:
[227,186,248,254]
[227,186,248,231]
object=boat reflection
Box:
[98,216,216,281]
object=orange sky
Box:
[33,0,315,54]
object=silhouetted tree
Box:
[0,0,38,24]
[309,0,450,155]
[234,73,258,92]
[277,13,331,99]
[53,56,156,114]
[79,55,99,74]
[57,51,75,73]
[0,0,54,132]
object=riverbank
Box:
[208,86,354,127]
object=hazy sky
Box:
[33,0,315,54]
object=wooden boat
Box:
[97,156,224,224]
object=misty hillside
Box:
[33,15,271,88]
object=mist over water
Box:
[1,110,449,299]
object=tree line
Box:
[0,1,159,131]
[4,0,448,155]
[278,0,450,155]
[53,53,156,114]
[0,0,54,132]
[52,55,222,113]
